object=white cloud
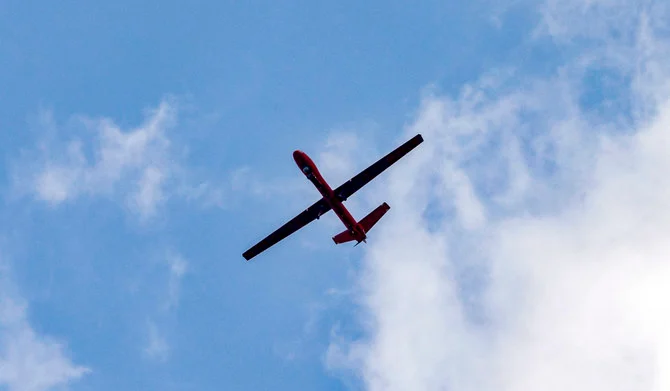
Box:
[143,251,188,362]
[0,265,89,391]
[143,320,169,362]
[165,252,187,311]
[130,166,166,219]
[327,1,670,390]
[318,130,372,187]
[16,98,223,220]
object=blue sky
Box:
[1,2,525,390]
[3,0,669,390]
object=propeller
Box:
[354,238,367,247]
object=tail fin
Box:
[332,229,356,244]
[359,202,390,233]
[332,202,391,244]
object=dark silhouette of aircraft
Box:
[242,134,424,261]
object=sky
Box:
[1,0,669,390]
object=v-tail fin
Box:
[332,229,356,244]
[332,202,391,244]
[359,202,390,232]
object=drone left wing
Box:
[243,198,332,261]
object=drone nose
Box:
[293,150,305,164]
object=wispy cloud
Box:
[143,320,169,362]
[13,97,223,221]
[327,1,670,390]
[0,263,89,391]
[143,251,188,362]
[165,252,187,311]
[316,128,382,187]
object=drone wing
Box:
[333,134,423,201]
[242,198,331,261]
